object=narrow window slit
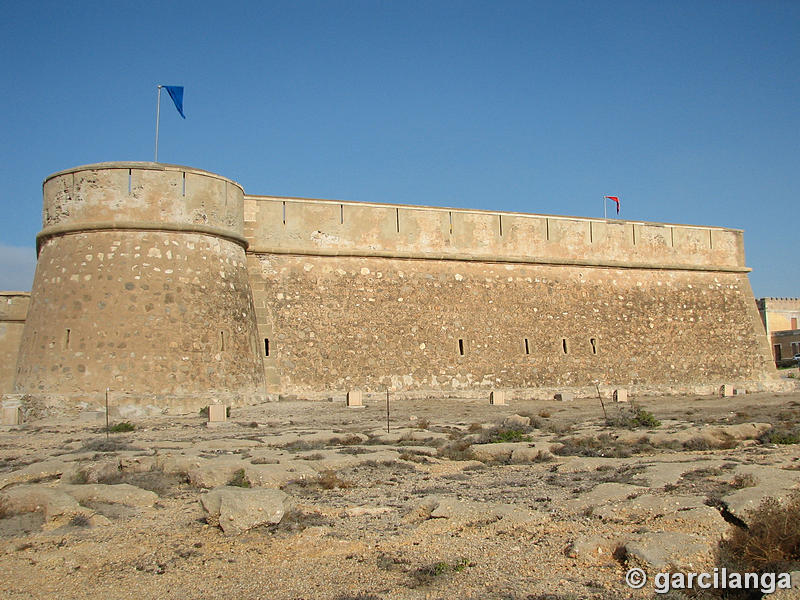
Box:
[524,338,530,355]
[562,338,568,354]
[220,331,225,351]
[396,208,400,233]
[590,338,597,354]
[65,329,71,349]
[546,218,550,241]
[499,215,503,237]
[264,338,270,357]
[458,338,465,356]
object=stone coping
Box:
[247,246,751,273]
[36,221,249,254]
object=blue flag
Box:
[164,86,185,119]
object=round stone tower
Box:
[14,162,265,410]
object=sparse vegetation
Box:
[227,468,251,488]
[731,473,758,489]
[760,427,800,445]
[109,421,135,433]
[606,407,661,429]
[437,439,475,461]
[719,492,800,574]
[69,513,91,527]
[410,558,471,587]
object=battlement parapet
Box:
[0,293,30,322]
[244,195,746,272]
[40,163,246,252]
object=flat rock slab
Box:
[263,430,368,448]
[200,486,290,535]
[624,532,711,570]
[425,495,545,527]
[722,465,800,524]
[593,494,706,522]
[60,483,158,507]
[0,459,70,489]
[200,438,263,450]
[563,482,644,513]
[188,457,317,489]
[640,460,727,488]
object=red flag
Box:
[605,196,620,214]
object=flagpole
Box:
[154,85,162,163]
[604,195,607,219]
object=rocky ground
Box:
[1,390,800,600]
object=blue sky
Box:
[1,1,797,296]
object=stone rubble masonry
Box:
[0,161,786,413]
[10,163,265,412]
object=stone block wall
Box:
[0,293,29,393]
[246,253,776,395]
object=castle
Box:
[0,162,784,414]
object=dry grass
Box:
[720,492,800,573]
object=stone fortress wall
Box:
[11,163,265,409]
[0,293,29,394]
[0,162,783,412]
[244,195,776,397]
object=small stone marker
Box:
[346,390,363,408]
[720,384,735,397]
[554,392,574,402]
[489,390,507,405]
[207,404,227,424]
[1,406,21,426]
[613,389,628,403]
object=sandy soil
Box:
[1,389,799,600]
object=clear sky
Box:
[1,1,797,296]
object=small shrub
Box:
[719,492,800,573]
[437,439,475,461]
[410,558,471,587]
[731,473,758,489]
[467,423,482,432]
[69,513,91,527]
[533,450,554,463]
[109,421,135,433]
[416,419,430,430]
[606,407,661,429]
[760,427,800,445]
[227,468,251,488]
[538,410,551,418]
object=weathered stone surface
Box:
[60,483,158,507]
[593,494,705,521]
[624,532,710,570]
[564,483,644,513]
[722,465,800,524]
[566,535,627,561]
[0,459,70,489]
[200,486,290,535]
[0,484,94,525]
